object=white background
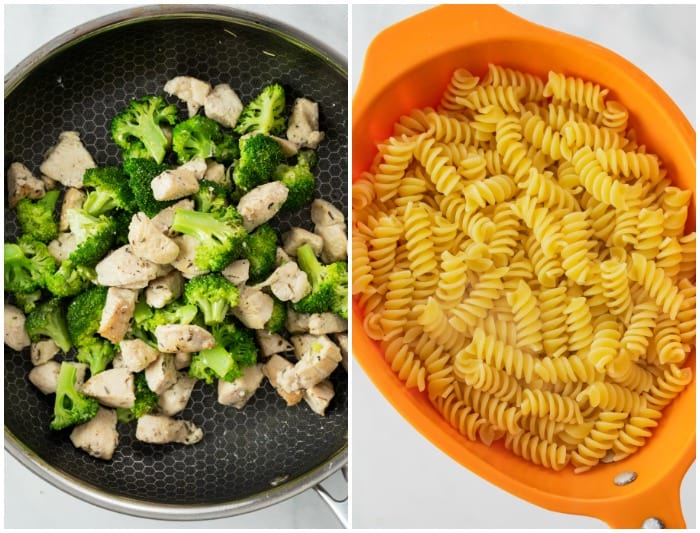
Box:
[4,4,347,529]
[351,4,696,529]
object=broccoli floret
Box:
[66,208,117,266]
[4,236,56,294]
[15,189,61,243]
[293,244,347,317]
[123,158,175,218]
[183,273,239,325]
[235,83,287,136]
[112,209,134,246]
[45,259,96,298]
[116,372,158,423]
[217,321,258,368]
[25,298,72,353]
[13,289,43,314]
[121,140,152,161]
[76,337,115,376]
[66,285,108,346]
[330,261,348,319]
[214,133,240,163]
[193,179,228,213]
[50,362,99,431]
[242,223,278,283]
[82,166,136,216]
[188,322,257,383]
[233,133,285,194]
[172,115,239,164]
[274,150,317,210]
[111,95,178,164]
[171,206,248,271]
[266,297,287,334]
[135,299,199,342]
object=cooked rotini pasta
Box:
[353,64,695,474]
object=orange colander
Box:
[352,5,695,528]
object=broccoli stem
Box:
[296,244,322,284]
[197,345,234,378]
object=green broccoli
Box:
[76,337,115,376]
[188,322,257,383]
[66,208,117,266]
[170,206,248,271]
[111,209,134,246]
[45,259,96,298]
[15,189,61,243]
[233,133,285,194]
[82,166,136,216]
[183,273,239,325]
[25,298,72,353]
[123,158,175,217]
[134,299,199,343]
[330,261,348,319]
[4,236,56,294]
[214,133,240,163]
[235,83,287,136]
[50,362,99,431]
[66,285,108,346]
[111,95,179,164]
[274,150,317,210]
[217,321,258,368]
[172,115,239,164]
[116,372,158,423]
[13,289,43,314]
[121,140,151,161]
[266,297,287,334]
[193,179,228,213]
[293,244,348,317]
[243,223,278,283]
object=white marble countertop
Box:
[4,4,347,529]
[351,4,696,529]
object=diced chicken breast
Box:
[59,187,86,231]
[4,304,31,351]
[256,330,293,357]
[39,131,95,188]
[269,135,298,157]
[119,339,161,373]
[41,173,58,190]
[48,232,78,264]
[155,325,216,353]
[217,364,264,409]
[334,333,348,371]
[174,352,192,370]
[232,286,274,329]
[111,351,126,369]
[151,159,206,201]
[315,223,348,262]
[276,247,291,266]
[221,259,250,286]
[145,270,184,309]
[7,162,45,208]
[97,287,138,344]
[145,353,178,395]
[96,246,165,289]
[136,414,203,445]
[70,407,119,461]
[150,199,194,236]
[263,355,303,406]
[164,76,212,117]
[282,227,324,257]
[204,161,226,184]
[81,368,135,409]
[237,182,289,231]
[285,309,311,334]
[309,313,348,335]
[158,372,197,415]
[30,338,60,366]
[171,234,210,279]
[303,380,335,416]
[128,212,181,264]
[286,98,325,149]
[257,261,311,303]
[204,83,243,129]
[310,199,346,228]
[280,334,342,392]
[28,361,62,395]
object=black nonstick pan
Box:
[4,5,347,523]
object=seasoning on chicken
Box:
[7,162,46,209]
[164,76,212,117]
[204,83,243,129]
[135,414,203,445]
[59,188,86,231]
[158,372,198,416]
[4,303,31,351]
[119,339,161,373]
[81,367,135,409]
[97,287,138,344]
[286,98,325,149]
[257,261,311,303]
[236,182,289,232]
[334,333,348,372]
[221,259,250,286]
[144,353,178,394]
[255,330,293,358]
[303,379,335,416]
[263,354,303,406]
[311,199,347,262]
[39,131,96,188]
[69,407,119,461]
[150,159,206,201]
[28,360,62,395]
[128,212,180,264]
[150,198,195,236]
[96,245,167,289]
[279,334,342,392]
[154,324,216,353]
[217,364,264,409]
[231,286,274,329]
[30,338,60,366]
[282,227,324,257]
[145,270,184,309]
[171,234,211,279]
[48,232,78,264]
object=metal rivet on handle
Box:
[613,471,637,486]
[642,517,665,529]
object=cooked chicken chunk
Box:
[257,261,311,303]
[232,286,274,329]
[48,232,77,264]
[334,333,348,372]
[237,182,289,232]
[204,83,243,129]
[204,161,226,184]
[311,199,346,228]
[28,361,62,394]
[286,98,325,149]
[97,287,138,344]
[309,313,348,335]
[280,334,342,392]
[263,355,303,406]
[145,270,184,309]
[119,339,161,373]
[276,247,291,266]
[136,414,203,445]
[30,339,60,366]
[171,234,210,279]
[155,325,216,353]
[81,368,135,409]
[39,131,95,188]
[303,380,335,416]
[111,351,126,369]
[128,212,181,264]
[150,199,194,236]
[158,372,197,416]
[174,352,192,370]
[269,135,299,157]
[59,187,86,231]
[145,353,178,395]
[164,76,212,117]
[4,304,31,351]
[7,162,46,208]
[282,227,324,257]
[221,259,250,286]
[256,330,293,358]
[217,364,264,409]
[151,159,206,201]
[96,245,165,289]
[70,407,119,461]
[315,223,348,262]
[285,309,311,334]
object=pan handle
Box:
[313,466,348,528]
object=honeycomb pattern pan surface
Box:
[4,10,347,509]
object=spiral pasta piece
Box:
[458,152,488,181]
[525,234,563,288]
[661,186,692,238]
[526,168,579,211]
[560,211,596,284]
[368,215,403,292]
[495,116,534,183]
[561,121,627,152]
[462,327,538,383]
[653,317,686,365]
[644,364,693,410]
[619,301,658,360]
[457,85,526,113]
[626,252,684,319]
[512,195,564,257]
[438,192,495,243]
[601,100,629,132]
[403,202,438,277]
[506,279,543,353]
[520,389,584,424]
[380,335,426,391]
[571,411,626,473]
[539,285,569,358]
[463,174,517,209]
[427,111,473,144]
[611,406,660,460]
[449,267,506,332]
[576,382,645,413]
[413,136,462,195]
[372,136,416,202]
[469,104,506,143]
[520,112,573,160]
[435,250,468,308]
[594,147,661,182]
[677,279,696,346]
[439,68,480,114]
[543,71,609,112]
[600,259,632,317]
[571,146,640,210]
[416,297,466,356]
[393,106,435,137]
[352,235,373,295]
[635,207,665,259]
[487,202,520,264]
[564,296,594,354]
[483,63,545,102]
[505,431,570,471]
[457,358,521,403]
[464,388,522,435]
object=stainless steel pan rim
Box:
[4,3,347,522]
